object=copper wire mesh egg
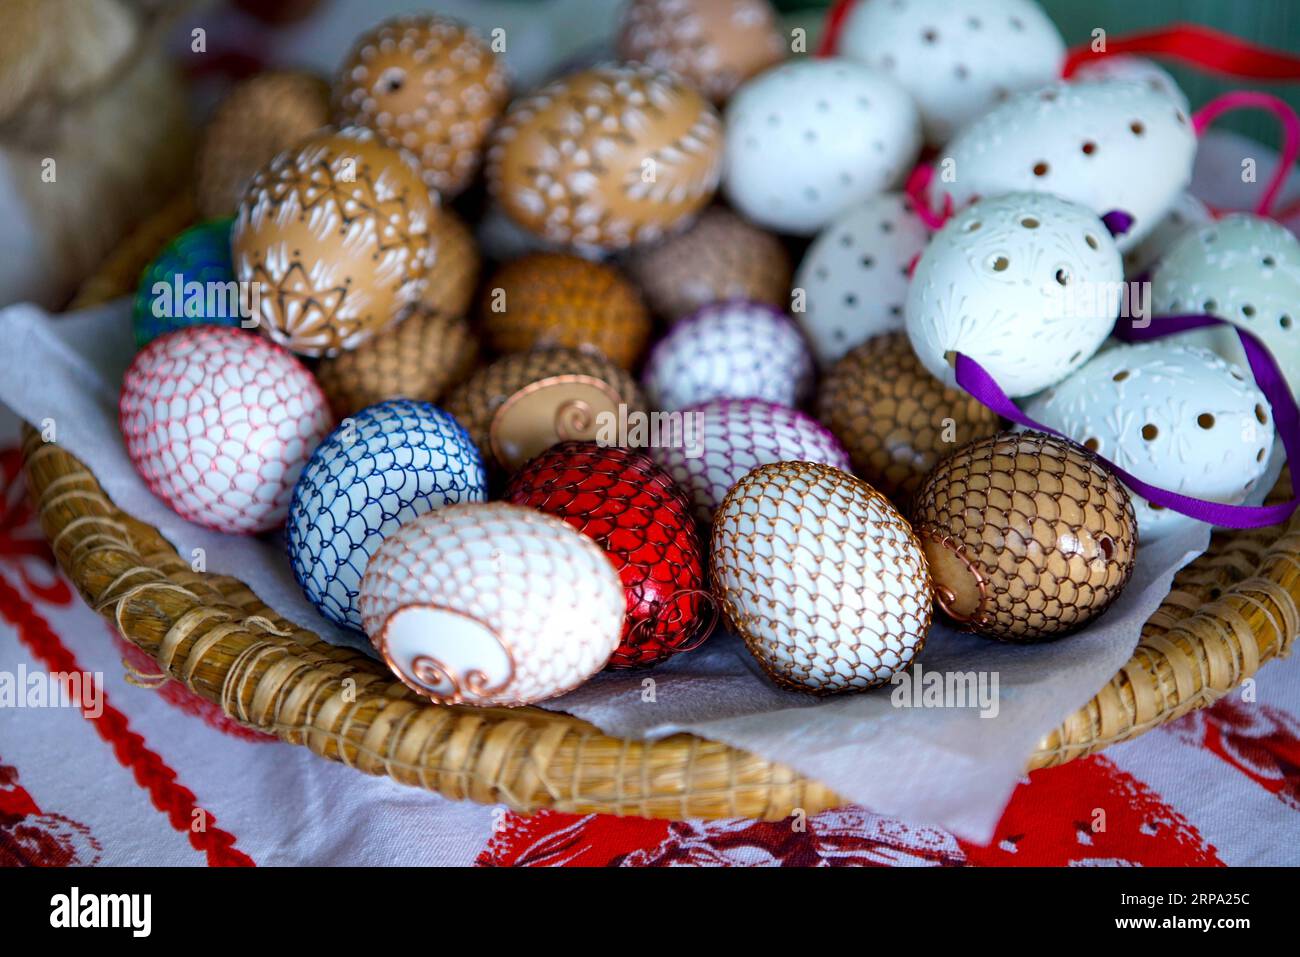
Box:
[444,348,646,473]
[622,207,791,322]
[711,461,932,694]
[480,253,651,369]
[422,209,481,320]
[313,306,479,418]
[816,332,1000,502]
[911,431,1138,643]
[196,71,331,219]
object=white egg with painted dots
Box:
[723,58,921,236]
[1024,342,1275,540]
[793,192,930,367]
[906,191,1123,397]
[837,0,1065,145]
[358,503,626,706]
[936,79,1198,250]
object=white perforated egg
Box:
[906,192,1123,397]
[1024,342,1275,540]
[1152,214,1300,397]
[358,503,625,705]
[837,0,1065,145]
[642,300,813,411]
[793,192,930,366]
[1071,55,1190,114]
[723,58,921,235]
[937,79,1198,250]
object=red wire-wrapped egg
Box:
[504,441,710,668]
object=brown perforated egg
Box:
[816,332,1000,502]
[616,0,786,104]
[444,348,646,473]
[196,71,331,219]
[480,253,650,368]
[314,306,478,418]
[911,431,1138,643]
[486,64,723,251]
[334,14,509,198]
[422,208,481,319]
[621,206,791,322]
[232,126,435,357]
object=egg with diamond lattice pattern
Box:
[119,326,332,534]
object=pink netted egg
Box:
[650,397,851,521]
[119,326,332,534]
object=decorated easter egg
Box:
[1071,55,1190,113]
[912,431,1137,642]
[1151,214,1300,396]
[444,348,646,473]
[232,126,435,357]
[615,0,786,104]
[421,208,481,319]
[723,58,921,235]
[1122,191,1211,278]
[621,206,790,322]
[480,253,651,368]
[1023,342,1275,540]
[358,503,625,705]
[486,64,723,251]
[651,397,851,521]
[314,306,479,420]
[119,326,331,534]
[642,300,812,411]
[793,192,929,366]
[711,460,932,693]
[837,0,1065,145]
[936,79,1198,251]
[504,441,708,668]
[287,400,486,631]
[816,332,1000,501]
[906,192,1123,397]
[133,219,242,348]
[195,71,331,219]
[334,14,509,198]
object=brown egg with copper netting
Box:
[421,208,481,320]
[480,253,651,369]
[444,348,646,474]
[911,431,1138,643]
[816,332,1000,503]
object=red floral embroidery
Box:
[0,759,102,867]
[1164,697,1300,811]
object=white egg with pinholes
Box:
[906,191,1123,397]
[1152,214,1300,397]
[793,192,930,367]
[936,79,1198,250]
[837,0,1066,145]
[358,503,625,706]
[1071,54,1190,114]
[642,300,813,411]
[1024,341,1276,540]
[723,58,921,235]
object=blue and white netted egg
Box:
[642,300,813,411]
[287,399,487,631]
[132,219,241,348]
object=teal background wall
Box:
[776,0,1300,147]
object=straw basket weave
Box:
[21,196,1300,820]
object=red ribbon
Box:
[1063,23,1300,81]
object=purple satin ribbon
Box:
[953,312,1300,529]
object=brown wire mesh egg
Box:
[196,71,331,219]
[444,348,646,473]
[711,461,933,695]
[480,253,651,369]
[334,14,509,198]
[911,431,1138,643]
[622,207,791,322]
[313,306,479,418]
[816,332,1001,503]
[421,208,481,320]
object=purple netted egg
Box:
[642,300,813,412]
[650,397,851,521]
[287,399,487,631]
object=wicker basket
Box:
[20,201,1300,820]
